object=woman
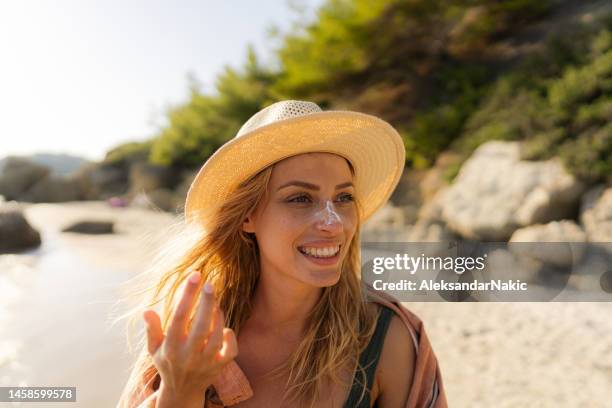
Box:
[117,100,447,408]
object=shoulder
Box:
[375,307,416,407]
[380,311,416,377]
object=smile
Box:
[297,245,342,266]
[297,245,341,258]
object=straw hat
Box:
[184,100,405,228]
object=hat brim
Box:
[185,110,405,227]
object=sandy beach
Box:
[0,201,177,408]
[408,302,612,407]
[0,201,610,407]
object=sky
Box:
[0,0,323,161]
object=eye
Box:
[286,193,354,204]
[337,193,354,203]
[287,193,312,203]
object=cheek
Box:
[341,209,358,234]
[258,213,301,256]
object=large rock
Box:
[73,162,128,200]
[580,185,612,243]
[0,208,41,253]
[62,221,114,234]
[21,175,83,203]
[128,162,178,195]
[408,188,458,243]
[363,202,406,231]
[440,141,585,241]
[509,220,587,267]
[361,202,413,242]
[566,244,612,291]
[0,157,50,200]
[130,189,182,213]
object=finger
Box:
[203,306,224,358]
[216,328,238,365]
[187,281,216,351]
[166,272,202,344]
[144,310,164,356]
[219,307,226,326]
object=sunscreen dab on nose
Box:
[312,199,342,226]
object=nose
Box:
[313,200,343,232]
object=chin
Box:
[305,268,342,287]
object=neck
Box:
[249,270,322,339]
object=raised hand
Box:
[143,271,238,404]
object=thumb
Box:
[143,310,164,356]
[217,328,238,365]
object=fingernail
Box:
[204,281,213,294]
[189,272,201,284]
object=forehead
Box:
[270,152,353,184]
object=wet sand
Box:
[0,201,610,407]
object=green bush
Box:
[104,140,153,165]
[451,81,549,156]
[548,49,612,114]
[523,37,612,182]
[558,123,612,181]
[454,26,612,183]
[575,97,612,131]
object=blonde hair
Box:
[115,156,379,408]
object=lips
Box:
[298,245,341,258]
[297,244,342,266]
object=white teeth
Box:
[299,245,340,258]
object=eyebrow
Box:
[277,180,354,191]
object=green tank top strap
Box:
[343,305,394,408]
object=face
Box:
[242,152,358,288]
